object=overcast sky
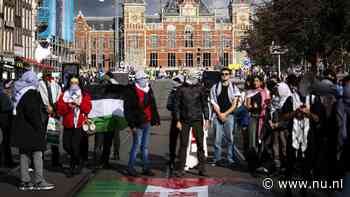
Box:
[78,0,231,17]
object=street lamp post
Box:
[270,41,288,79]
[220,18,224,66]
[278,53,281,77]
[114,0,122,71]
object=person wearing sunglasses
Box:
[210,68,241,168]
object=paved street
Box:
[1,80,349,197]
[76,118,273,197]
[1,0,350,196]
[0,80,269,197]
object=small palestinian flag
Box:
[77,177,223,197]
[87,85,129,133]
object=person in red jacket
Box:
[57,76,92,177]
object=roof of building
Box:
[231,0,252,3]
[163,0,179,16]
[163,0,212,16]
[145,15,162,23]
[85,17,115,31]
[124,0,145,4]
[198,0,211,16]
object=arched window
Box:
[150,34,158,48]
[167,25,176,48]
[184,25,193,48]
[202,24,211,48]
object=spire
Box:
[164,0,180,16]
[78,10,84,17]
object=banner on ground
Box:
[78,178,223,197]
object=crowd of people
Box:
[166,67,350,183]
[0,65,349,192]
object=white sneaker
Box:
[33,181,55,191]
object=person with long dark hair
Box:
[0,80,16,168]
[244,75,271,172]
[245,76,268,150]
[57,76,92,177]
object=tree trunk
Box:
[307,53,318,73]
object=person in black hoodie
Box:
[174,74,209,177]
[166,75,184,171]
[125,71,160,177]
[0,80,16,168]
[93,71,120,170]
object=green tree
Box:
[245,0,349,70]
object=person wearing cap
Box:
[174,74,209,177]
[166,75,184,172]
[56,76,92,177]
[38,71,62,169]
[10,71,55,191]
[125,70,160,177]
[0,80,16,168]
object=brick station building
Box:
[75,12,115,72]
[124,0,251,69]
[75,0,251,71]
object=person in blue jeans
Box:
[128,123,151,173]
[210,68,241,167]
[125,71,160,177]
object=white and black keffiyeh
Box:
[291,89,315,156]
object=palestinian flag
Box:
[87,84,129,133]
[77,177,224,197]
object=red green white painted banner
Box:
[78,177,223,197]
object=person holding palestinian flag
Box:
[93,71,120,170]
[126,70,160,177]
[56,76,92,177]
